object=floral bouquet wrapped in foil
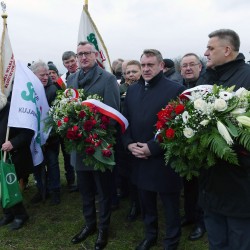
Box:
[155,84,250,180]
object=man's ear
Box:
[225,46,232,57]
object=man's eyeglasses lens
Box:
[181,63,200,69]
[77,51,94,57]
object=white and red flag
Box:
[8,61,50,166]
[78,4,112,73]
[0,13,15,97]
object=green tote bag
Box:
[0,150,23,208]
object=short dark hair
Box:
[77,41,97,52]
[208,29,240,52]
[181,53,200,61]
[62,51,76,61]
[141,49,163,63]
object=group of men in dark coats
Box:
[0,28,250,250]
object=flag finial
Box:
[1,1,8,18]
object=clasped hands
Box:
[128,142,151,159]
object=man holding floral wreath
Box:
[67,41,120,250]
[197,29,250,250]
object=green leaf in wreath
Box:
[93,148,115,166]
[225,119,239,137]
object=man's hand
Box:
[1,141,14,152]
[128,142,151,159]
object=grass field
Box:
[0,155,209,250]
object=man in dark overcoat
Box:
[197,29,250,250]
[122,49,185,250]
[67,41,120,250]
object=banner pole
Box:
[3,126,9,162]
[0,9,7,94]
[85,0,88,10]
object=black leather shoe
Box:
[9,216,29,230]
[127,203,141,222]
[71,225,96,244]
[95,229,109,250]
[188,225,206,241]
[0,215,14,227]
[135,238,157,250]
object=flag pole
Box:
[85,0,88,10]
[81,2,112,71]
[0,2,7,94]
[0,2,9,162]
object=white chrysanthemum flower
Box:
[205,102,215,114]
[183,127,195,138]
[217,121,233,145]
[235,88,249,98]
[214,98,228,111]
[219,91,233,101]
[194,99,207,112]
[200,120,209,126]
[182,111,190,123]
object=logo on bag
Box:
[6,173,17,184]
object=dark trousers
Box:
[77,170,112,230]
[3,202,28,219]
[183,177,204,226]
[138,189,181,250]
[204,210,250,250]
[60,138,75,185]
[34,141,60,193]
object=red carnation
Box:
[79,110,86,118]
[85,147,95,155]
[175,104,185,115]
[156,120,165,130]
[165,128,175,139]
[85,137,92,143]
[100,124,107,130]
[66,128,78,140]
[157,134,163,143]
[73,125,79,131]
[157,110,167,122]
[102,149,112,158]
[93,133,98,139]
[57,120,62,127]
[64,117,69,123]
[101,115,110,124]
[84,120,94,132]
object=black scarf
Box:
[78,63,98,89]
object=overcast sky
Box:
[2,0,250,73]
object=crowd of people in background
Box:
[1,28,250,250]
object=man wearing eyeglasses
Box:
[67,41,120,250]
[180,53,203,88]
[180,53,206,241]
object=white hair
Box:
[0,91,7,111]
